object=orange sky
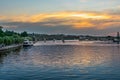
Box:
[0,11,119,30]
[0,0,120,35]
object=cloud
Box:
[0,11,120,33]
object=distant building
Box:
[113,32,120,44]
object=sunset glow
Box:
[0,0,119,34]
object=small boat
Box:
[113,39,120,44]
[23,39,33,47]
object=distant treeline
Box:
[29,34,80,41]
[29,34,75,41]
[0,26,118,45]
[0,26,30,45]
[29,33,115,41]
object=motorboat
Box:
[23,39,33,47]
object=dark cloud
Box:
[1,21,119,35]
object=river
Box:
[0,40,120,80]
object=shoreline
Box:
[0,44,23,53]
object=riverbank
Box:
[0,44,23,53]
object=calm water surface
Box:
[0,41,120,80]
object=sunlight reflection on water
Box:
[0,40,120,80]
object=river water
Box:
[0,40,120,80]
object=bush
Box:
[0,37,4,44]
[0,26,29,46]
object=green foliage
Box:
[0,26,27,46]
[0,37,4,44]
[24,37,32,41]
[0,36,24,45]
[5,30,16,36]
[0,28,4,37]
[3,36,12,45]
[21,31,28,37]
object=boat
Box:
[23,39,33,47]
[113,39,120,44]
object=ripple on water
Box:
[0,41,120,80]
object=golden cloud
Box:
[0,16,7,21]
[0,11,120,29]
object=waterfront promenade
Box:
[0,44,22,52]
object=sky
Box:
[0,0,120,35]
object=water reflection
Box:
[0,48,21,64]
[31,45,120,68]
[0,41,120,80]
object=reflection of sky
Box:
[26,41,120,68]
[0,42,120,79]
[0,41,120,68]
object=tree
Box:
[0,26,4,37]
[21,31,28,37]
[0,37,4,44]
[0,27,24,45]
[0,26,3,29]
